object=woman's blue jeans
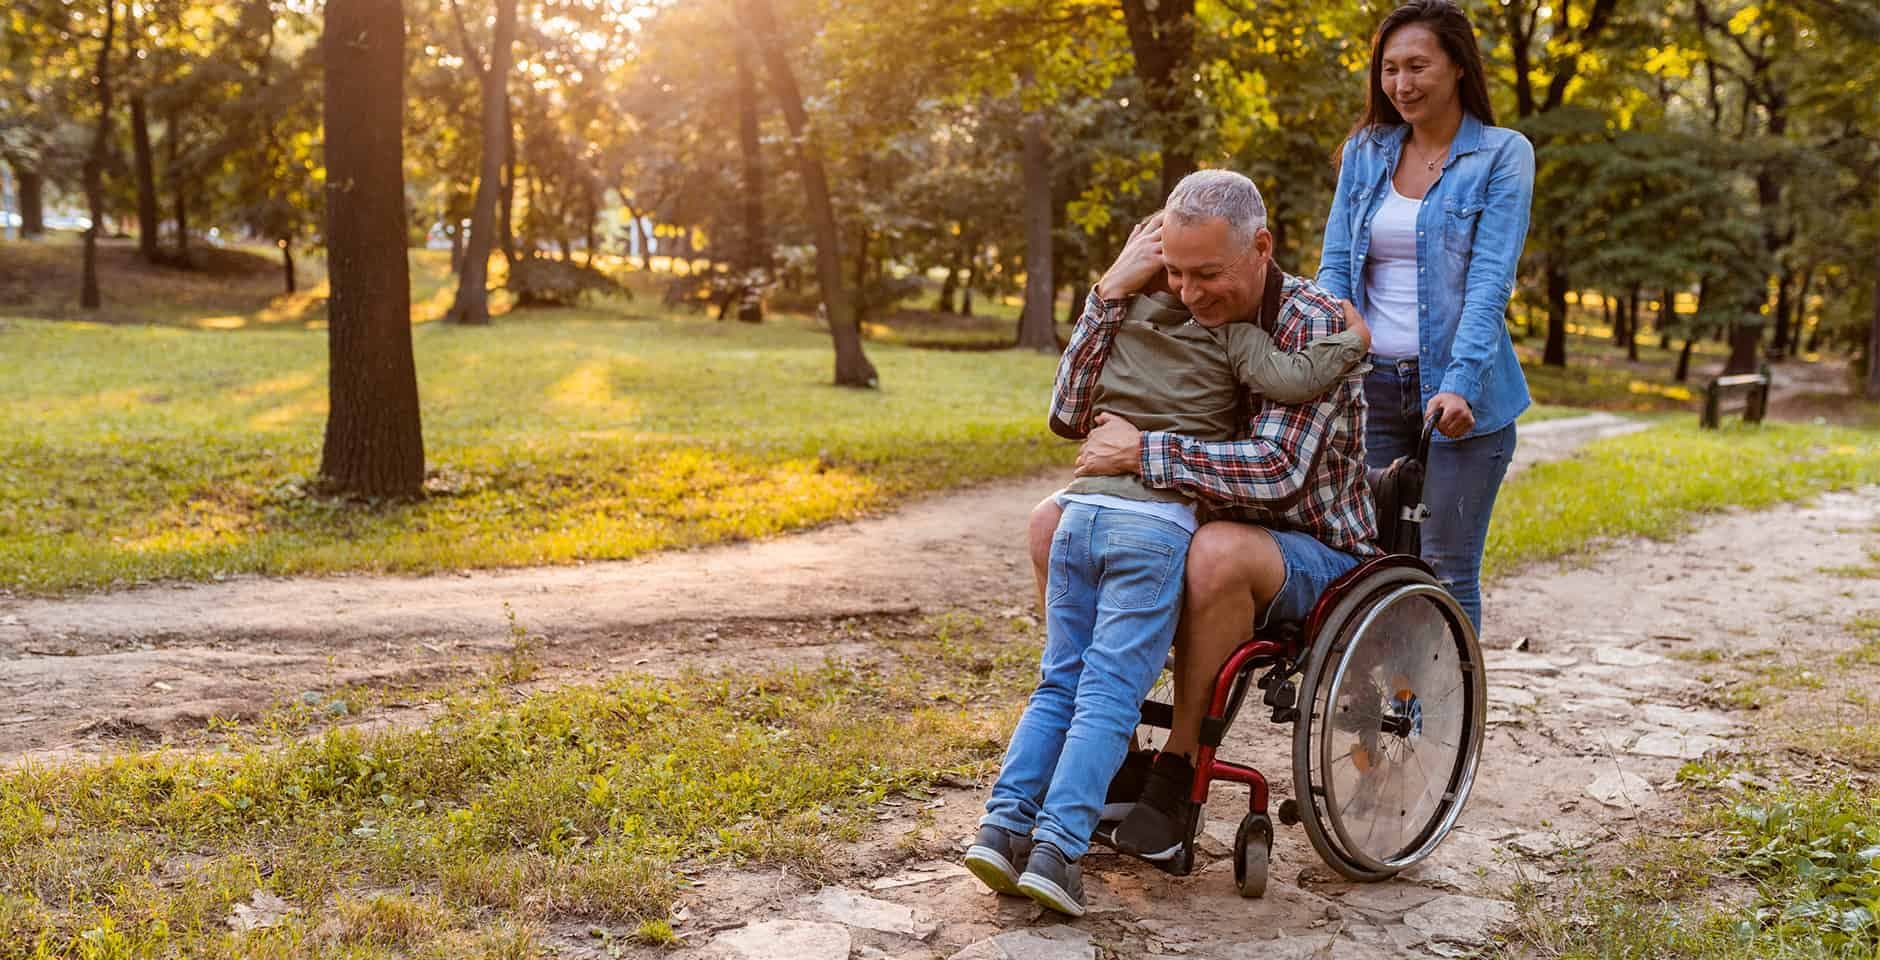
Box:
[981,501,1188,859]
[1363,360,1516,631]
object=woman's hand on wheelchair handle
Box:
[1425,392,1474,438]
[1075,413,1144,477]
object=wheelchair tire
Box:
[1291,564,1484,881]
[1233,812,1272,898]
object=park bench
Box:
[1699,364,1771,429]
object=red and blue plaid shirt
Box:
[1051,269,1379,555]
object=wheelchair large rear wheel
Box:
[1291,564,1484,880]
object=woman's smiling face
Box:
[1380,23,1462,127]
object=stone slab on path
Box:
[702,920,852,960]
[946,925,1093,960]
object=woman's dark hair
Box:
[1347,0,1495,146]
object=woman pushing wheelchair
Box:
[976,0,1532,912]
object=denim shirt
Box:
[1317,111,1535,438]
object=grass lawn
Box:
[0,244,1073,593]
[0,614,1040,959]
[1484,420,1880,578]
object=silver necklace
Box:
[1409,141,1450,172]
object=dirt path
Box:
[0,412,1641,762]
[595,487,1877,960]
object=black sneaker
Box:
[1099,749,1158,825]
[1016,841,1085,917]
[963,824,1032,895]
[1112,751,1201,862]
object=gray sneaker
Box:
[963,824,1032,895]
[1016,841,1085,917]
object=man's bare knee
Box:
[1185,522,1262,601]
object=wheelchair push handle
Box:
[1416,414,1437,467]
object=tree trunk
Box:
[1724,318,1761,375]
[732,44,767,322]
[319,0,424,498]
[1868,249,1880,401]
[1791,267,1812,358]
[17,168,45,236]
[500,115,518,270]
[80,0,117,310]
[1658,287,1673,350]
[1602,294,1615,342]
[1016,110,1057,351]
[131,95,160,263]
[1770,268,1793,358]
[935,264,958,313]
[623,200,649,269]
[281,240,296,294]
[1543,258,1568,367]
[448,221,464,272]
[744,0,876,387]
[168,111,190,264]
[1675,338,1695,382]
[1625,283,1640,361]
[960,261,975,316]
[1119,0,1199,195]
[445,0,514,327]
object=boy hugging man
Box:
[964,176,1369,916]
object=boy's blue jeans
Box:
[981,500,1188,859]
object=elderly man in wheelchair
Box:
[994,173,1485,904]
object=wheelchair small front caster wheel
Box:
[1277,798,1300,826]
[1234,812,1273,898]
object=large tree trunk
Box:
[1119,0,1199,195]
[744,0,876,387]
[1543,258,1568,367]
[319,0,424,498]
[17,168,45,236]
[735,41,767,323]
[131,95,160,263]
[1016,109,1056,351]
[80,1,117,310]
[445,0,514,326]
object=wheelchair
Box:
[1112,420,1485,897]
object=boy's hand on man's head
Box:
[1339,299,1372,352]
[1095,212,1167,301]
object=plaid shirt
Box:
[1050,270,1379,555]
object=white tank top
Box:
[1363,187,1423,360]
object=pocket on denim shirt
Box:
[1100,531,1180,611]
[1443,199,1485,266]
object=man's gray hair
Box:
[1164,169,1267,249]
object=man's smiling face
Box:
[1162,215,1270,328]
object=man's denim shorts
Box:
[1257,528,1362,629]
